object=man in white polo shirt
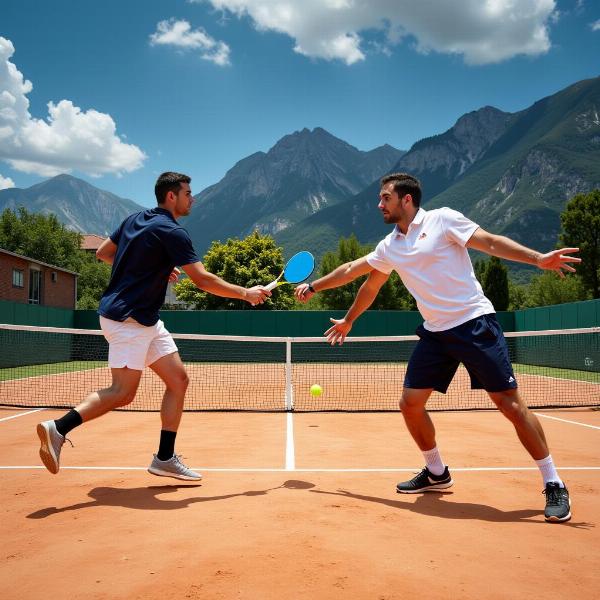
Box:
[295,172,581,523]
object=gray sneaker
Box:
[148,454,202,481]
[37,420,68,474]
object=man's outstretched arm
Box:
[294,256,375,303]
[466,228,580,278]
[182,262,270,306]
[324,268,391,345]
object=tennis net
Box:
[0,323,598,412]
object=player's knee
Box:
[399,396,410,412]
[495,393,526,423]
[113,391,136,408]
[106,383,137,407]
[399,392,425,415]
[169,370,189,393]
[181,371,190,389]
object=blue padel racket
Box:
[265,251,315,291]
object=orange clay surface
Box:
[1,407,599,599]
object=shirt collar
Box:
[153,207,176,221]
[394,207,426,236]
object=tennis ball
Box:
[310,384,323,397]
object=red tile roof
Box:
[81,234,107,251]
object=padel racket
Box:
[265,251,315,291]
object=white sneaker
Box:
[37,420,69,474]
[148,454,202,481]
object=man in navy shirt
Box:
[36,172,270,481]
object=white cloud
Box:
[150,19,231,66]
[0,37,146,178]
[198,0,557,65]
[591,20,600,31]
[0,174,15,189]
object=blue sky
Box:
[1,0,599,207]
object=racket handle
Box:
[265,280,278,291]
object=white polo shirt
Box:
[366,207,494,332]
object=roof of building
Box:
[0,247,79,276]
[81,234,107,251]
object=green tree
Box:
[526,271,590,307]
[508,280,531,311]
[316,235,415,310]
[482,256,509,311]
[0,207,81,270]
[473,257,487,283]
[173,231,294,310]
[559,189,600,298]
[76,252,112,309]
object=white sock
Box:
[535,455,564,487]
[422,446,445,476]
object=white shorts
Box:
[99,316,178,370]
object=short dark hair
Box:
[155,172,191,205]
[380,173,422,207]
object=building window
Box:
[51,271,58,283]
[12,269,24,288]
[28,269,42,304]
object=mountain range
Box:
[276,77,600,263]
[275,105,516,258]
[183,127,404,255]
[427,77,600,250]
[0,174,143,236]
[1,76,599,277]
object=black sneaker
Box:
[543,482,571,522]
[396,466,453,494]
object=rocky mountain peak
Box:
[0,175,144,235]
[185,127,403,254]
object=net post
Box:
[285,338,293,411]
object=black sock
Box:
[54,409,83,437]
[157,430,177,461]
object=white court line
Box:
[534,412,600,430]
[1,466,599,472]
[0,408,45,422]
[285,412,295,471]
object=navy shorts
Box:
[404,314,518,394]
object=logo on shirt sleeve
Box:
[418,232,427,240]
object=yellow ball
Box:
[310,384,323,397]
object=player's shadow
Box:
[310,488,593,529]
[26,479,314,519]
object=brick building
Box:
[0,248,78,309]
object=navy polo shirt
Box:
[98,207,200,326]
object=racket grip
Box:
[265,280,278,291]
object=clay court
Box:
[1,404,599,600]
[1,325,599,598]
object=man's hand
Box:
[537,248,581,278]
[325,318,353,345]
[244,286,271,306]
[168,267,181,284]
[294,283,315,303]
